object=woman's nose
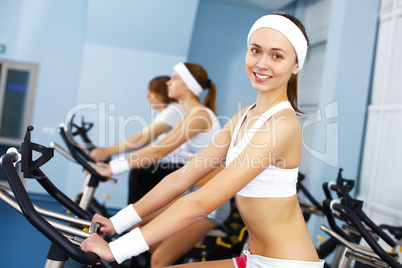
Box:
[256,55,270,69]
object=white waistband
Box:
[244,249,325,268]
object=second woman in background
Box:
[95,62,230,267]
[90,75,185,203]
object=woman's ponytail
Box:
[203,82,216,114]
[184,63,217,114]
[287,73,302,114]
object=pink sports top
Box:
[225,101,298,198]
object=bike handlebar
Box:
[0,152,99,265]
[328,201,401,268]
[58,125,109,182]
[67,114,97,151]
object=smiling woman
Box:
[80,13,324,268]
[245,13,309,115]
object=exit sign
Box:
[0,44,5,54]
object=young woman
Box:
[81,13,325,268]
[94,63,221,186]
[93,62,230,267]
[89,76,185,203]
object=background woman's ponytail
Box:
[203,82,216,114]
[184,63,217,114]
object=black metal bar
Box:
[33,169,92,221]
[332,202,401,268]
[358,210,396,248]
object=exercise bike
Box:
[0,126,102,267]
[320,168,402,267]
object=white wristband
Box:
[109,227,150,264]
[110,204,142,235]
[109,158,130,175]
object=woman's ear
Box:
[292,63,299,75]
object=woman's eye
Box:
[273,54,283,59]
[251,48,260,54]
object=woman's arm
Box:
[90,121,171,162]
[80,118,234,262]
[126,109,214,167]
[96,109,218,176]
[132,115,233,218]
[140,110,302,246]
[87,118,233,237]
[81,109,301,263]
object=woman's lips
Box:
[253,72,271,82]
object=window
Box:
[0,60,38,182]
[358,0,402,223]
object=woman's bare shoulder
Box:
[271,109,301,131]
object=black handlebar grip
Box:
[59,126,109,182]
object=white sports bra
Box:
[225,101,299,198]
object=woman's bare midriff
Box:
[235,194,319,262]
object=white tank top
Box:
[225,101,298,198]
[154,102,184,127]
[153,103,185,163]
[169,108,221,164]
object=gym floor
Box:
[0,180,118,267]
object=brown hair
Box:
[184,63,217,114]
[275,13,310,114]
[148,75,176,104]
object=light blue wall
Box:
[0,0,88,193]
[63,0,199,208]
[85,0,198,56]
[0,0,199,207]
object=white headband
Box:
[173,62,204,96]
[247,14,308,71]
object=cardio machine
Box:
[0,126,103,267]
[320,169,402,268]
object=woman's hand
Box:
[92,213,116,236]
[90,147,110,162]
[95,162,113,178]
[80,233,115,262]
